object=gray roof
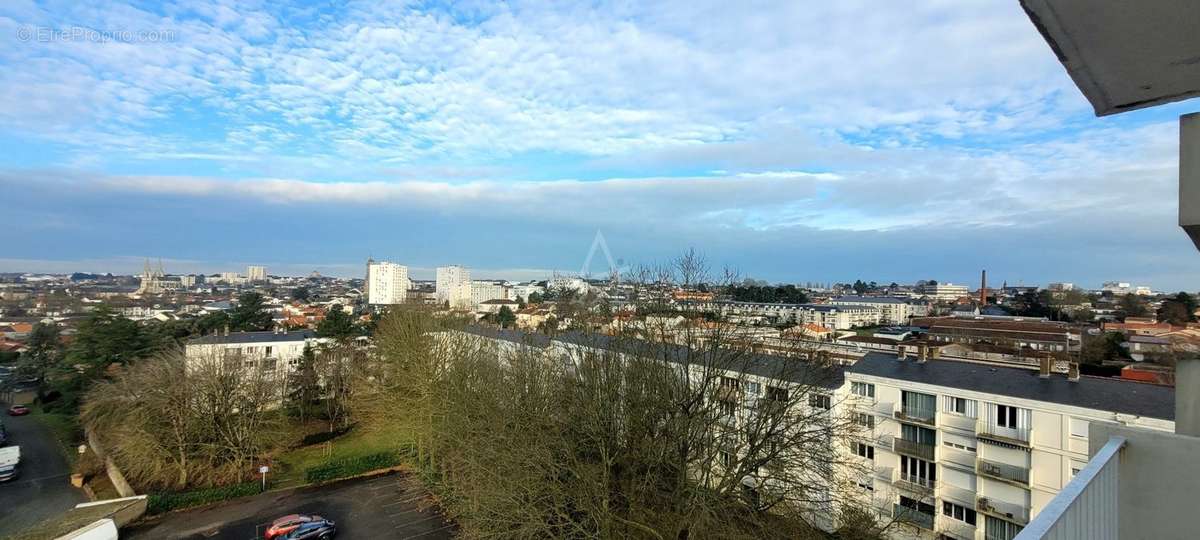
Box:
[459,325,844,390]
[187,330,316,345]
[833,296,911,305]
[848,352,1174,421]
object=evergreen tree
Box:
[287,345,321,424]
[230,292,274,331]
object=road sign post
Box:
[259,465,269,492]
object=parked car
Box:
[7,405,30,416]
[265,514,326,540]
[280,518,336,540]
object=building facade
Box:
[841,353,1172,540]
[368,261,409,305]
[247,265,267,282]
[436,265,471,305]
[917,283,970,302]
[184,329,320,376]
[831,296,930,325]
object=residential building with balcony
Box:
[184,329,321,376]
[830,296,930,325]
[841,352,1173,540]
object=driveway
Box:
[0,408,88,538]
[125,472,455,540]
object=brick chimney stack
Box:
[980,269,987,306]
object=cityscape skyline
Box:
[1,2,1198,290]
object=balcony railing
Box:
[1013,437,1124,540]
[895,471,937,496]
[896,404,937,426]
[977,495,1031,525]
[978,457,1030,486]
[893,437,935,460]
[893,503,935,530]
[977,420,1031,445]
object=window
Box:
[809,394,831,410]
[900,455,936,486]
[1069,417,1089,438]
[899,495,935,516]
[902,423,936,445]
[720,376,740,390]
[995,405,1018,429]
[718,400,736,418]
[719,450,732,467]
[943,501,977,525]
[265,346,273,356]
[853,412,875,430]
[851,381,875,399]
[745,381,761,395]
[944,396,977,417]
[853,442,874,460]
[766,385,788,402]
[901,390,936,418]
[856,479,874,492]
[984,516,1023,540]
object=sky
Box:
[0,1,1198,289]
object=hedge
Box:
[147,482,261,514]
[304,451,403,484]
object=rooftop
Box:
[186,329,316,345]
[848,352,1174,420]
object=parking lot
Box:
[125,472,454,540]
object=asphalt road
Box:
[0,407,88,538]
[125,472,455,540]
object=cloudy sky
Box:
[1,1,1197,289]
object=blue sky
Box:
[1,0,1198,289]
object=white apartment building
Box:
[368,261,409,305]
[436,265,471,305]
[830,296,930,325]
[841,352,1173,540]
[469,281,510,307]
[797,305,881,330]
[917,283,971,302]
[549,276,590,295]
[184,329,321,376]
[449,325,1177,540]
[247,265,267,282]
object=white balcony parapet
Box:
[1013,436,1125,540]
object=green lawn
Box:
[271,424,412,487]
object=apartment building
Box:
[696,301,883,329]
[831,296,930,325]
[468,281,510,307]
[367,261,409,305]
[841,352,1173,540]
[184,329,320,375]
[247,265,267,282]
[435,265,471,305]
[918,283,970,302]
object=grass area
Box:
[272,423,413,487]
[30,408,82,467]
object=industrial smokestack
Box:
[980,270,988,306]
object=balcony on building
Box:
[977,457,1030,487]
[894,470,937,499]
[892,436,935,461]
[895,403,936,426]
[892,502,935,531]
[976,419,1030,446]
[977,495,1029,527]
[1009,1,1200,538]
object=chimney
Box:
[898,344,908,361]
[980,269,987,306]
[1039,356,1052,378]
[930,346,941,360]
[917,344,928,363]
[223,324,230,336]
[1067,362,1080,382]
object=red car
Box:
[6,405,29,416]
[265,514,324,540]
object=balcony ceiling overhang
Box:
[1020,0,1200,116]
